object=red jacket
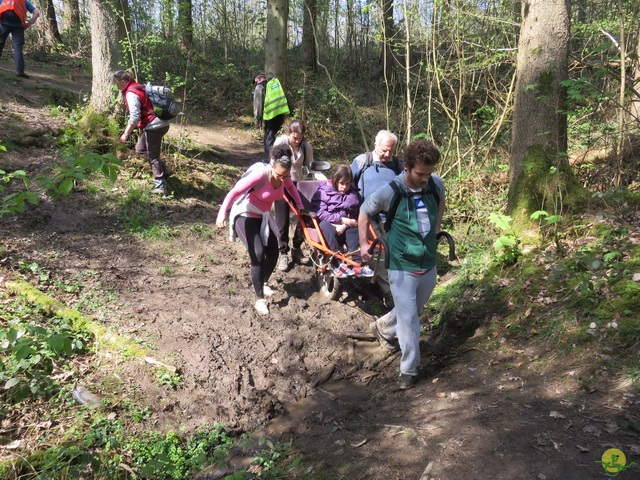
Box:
[0,0,28,27]
[121,79,156,129]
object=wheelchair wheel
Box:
[319,270,341,300]
[311,251,342,300]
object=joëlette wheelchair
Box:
[284,180,389,300]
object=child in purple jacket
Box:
[311,165,374,277]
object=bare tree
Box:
[381,0,394,79]
[508,0,578,215]
[63,0,80,33]
[177,0,194,51]
[302,0,317,70]
[265,0,288,87]
[42,0,62,46]
[89,0,125,112]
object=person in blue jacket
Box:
[350,130,403,307]
[0,0,39,78]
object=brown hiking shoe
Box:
[398,373,416,390]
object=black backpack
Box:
[383,177,440,232]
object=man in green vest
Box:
[358,139,446,390]
[253,72,290,156]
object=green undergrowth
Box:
[0,290,302,479]
[428,201,640,391]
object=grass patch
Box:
[0,285,303,480]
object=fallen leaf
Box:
[582,424,601,437]
[350,439,367,448]
[576,445,590,452]
[549,411,565,419]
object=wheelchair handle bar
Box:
[436,231,457,261]
[367,237,390,269]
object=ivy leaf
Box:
[4,377,20,389]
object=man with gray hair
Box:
[350,130,404,308]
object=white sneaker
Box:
[278,254,290,271]
[255,298,269,315]
[263,284,274,296]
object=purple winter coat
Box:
[311,181,362,224]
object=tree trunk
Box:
[508,0,578,216]
[42,0,62,46]
[381,0,394,79]
[265,0,288,88]
[630,24,640,122]
[89,0,124,113]
[63,0,80,32]
[302,0,317,70]
[177,0,193,51]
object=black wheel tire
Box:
[320,271,341,300]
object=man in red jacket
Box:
[0,0,39,78]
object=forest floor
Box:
[1,58,639,480]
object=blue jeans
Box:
[0,24,26,74]
[375,268,437,376]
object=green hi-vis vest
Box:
[263,78,290,120]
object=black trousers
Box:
[135,125,170,178]
[274,197,304,254]
[263,114,285,156]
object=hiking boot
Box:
[369,321,399,353]
[278,254,290,272]
[263,284,274,297]
[16,72,30,79]
[255,298,269,315]
[398,373,416,390]
[291,247,310,265]
[151,178,168,194]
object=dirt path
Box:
[1,67,638,480]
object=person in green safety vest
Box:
[253,72,290,156]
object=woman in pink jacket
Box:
[216,144,304,315]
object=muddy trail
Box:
[1,62,639,480]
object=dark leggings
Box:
[274,196,304,254]
[234,216,279,299]
[319,221,361,264]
